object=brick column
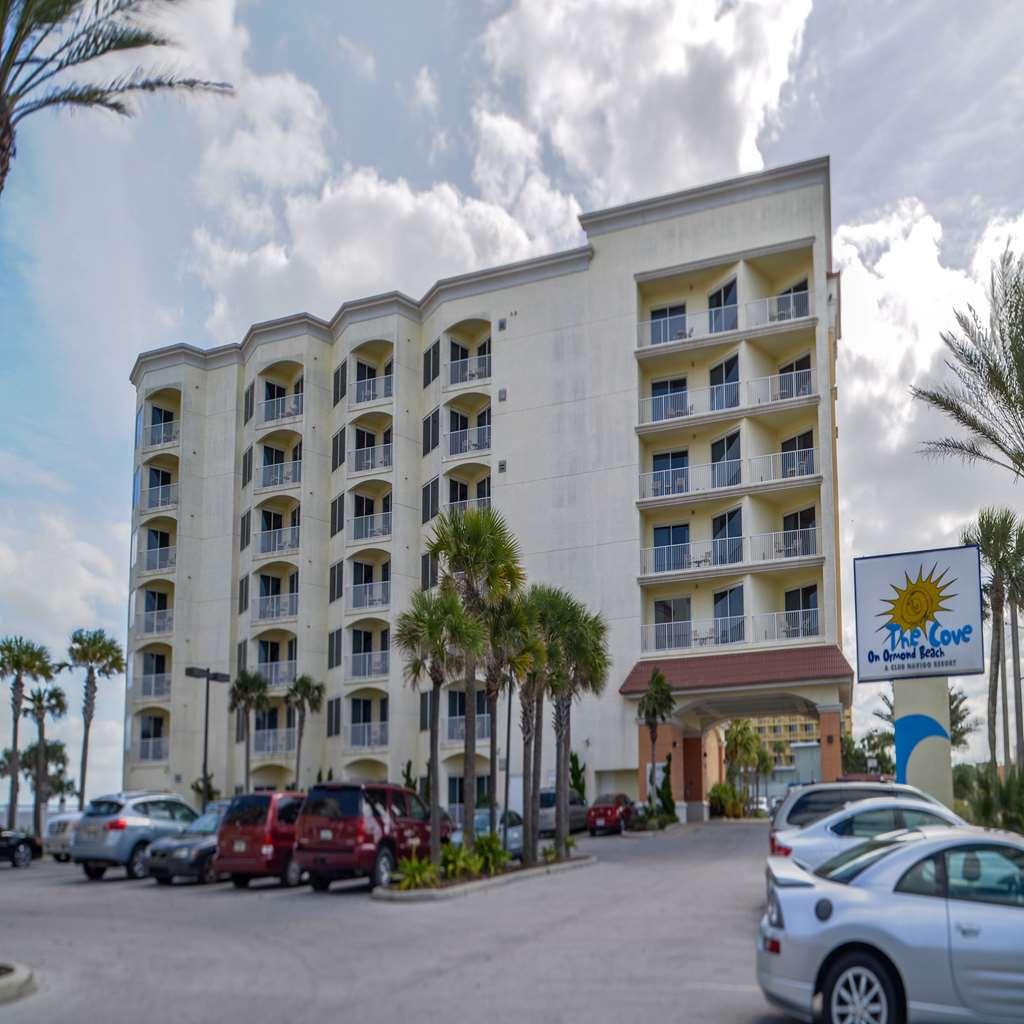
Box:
[818,704,843,782]
[682,735,707,822]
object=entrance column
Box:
[682,736,706,822]
[817,703,843,782]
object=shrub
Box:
[541,844,558,864]
[657,752,676,817]
[709,782,737,817]
[441,842,482,881]
[397,856,439,891]
[725,798,744,819]
[970,768,1024,833]
[564,835,577,855]
[474,833,509,877]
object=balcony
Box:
[139,609,173,635]
[446,495,491,515]
[348,581,390,613]
[351,512,392,544]
[137,736,168,762]
[352,374,394,407]
[745,292,812,328]
[256,661,297,688]
[349,444,392,475]
[258,460,302,491]
[142,420,180,450]
[138,674,171,699]
[447,354,491,388]
[138,546,176,574]
[639,528,820,578]
[254,593,299,622]
[349,722,389,748]
[253,727,296,756]
[346,650,389,680]
[638,449,818,502]
[259,393,303,425]
[751,609,821,643]
[446,714,491,742]
[139,483,178,513]
[640,609,819,653]
[447,426,491,459]
[256,526,300,557]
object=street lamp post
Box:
[184,666,231,811]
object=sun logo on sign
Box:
[877,564,956,635]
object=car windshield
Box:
[539,792,556,808]
[223,795,271,827]
[85,800,122,817]
[187,810,222,835]
[814,833,922,884]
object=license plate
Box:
[596,819,605,828]
[319,829,333,841]
[233,840,246,852]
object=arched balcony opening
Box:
[442,392,491,461]
[137,452,179,515]
[349,339,395,408]
[346,690,389,750]
[347,410,393,476]
[134,515,177,575]
[136,386,182,452]
[443,318,492,390]
[253,495,301,559]
[251,561,299,625]
[251,696,297,763]
[255,428,302,493]
[441,751,491,825]
[133,708,170,763]
[346,549,390,616]
[132,579,174,639]
[133,642,172,702]
[443,461,491,514]
[347,480,392,546]
[345,618,390,683]
[340,756,388,782]
[256,359,304,427]
[249,629,298,691]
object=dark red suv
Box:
[295,782,449,891]
[213,791,305,887]
[587,793,635,835]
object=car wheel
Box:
[11,842,32,868]
[126,843,149,880]
[823,951,902,1024]
[231,874,250,889]
[155,875,173,886]
[369,846,395,890]
[53,853,70,863]
[83,864,106,881]
[281,856,302,888]
[199,857,218,885]
[309,873,331,893]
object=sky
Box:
[1,0,1023,801]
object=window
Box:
[708,279,738,332]
[896,855,944,898]
[331,428,346,471]
[421,552,439,590]
[651,524,689,573]
[330,495,344,537]
[422,339,440,387]
[240,510,251,551]
[650,376,688,421]
[781,430,815,476]
[169,801,198,824]
[653,597,691,650]
[711,508,742,565]
[945,845,1024,907]
[238,575,248,614]
[778,280,809,320]
[713,585,744,643]
[650,304,686,345]
[901,808,954,830]
[421,477,439,523]
[224,794,271,827]
[422,408,440,455]
[420,691,431,731]
[328,628,343,670]
[783,584,818,638]
[709,355,740,410]
[650,449,688,497]
[710,430,741,487]
[326,697,342,738]
[236,639,247,673]
[305,785,361,819]
[333,361,347,405]
[276,797,302,825]
[832,807,898,838]
[778,353,813,398]
[242,446,253,487]
[329,561,343,603]
[243,381,255,424]
[782,507,817,556]
[235,707,246,743]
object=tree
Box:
[724,719,758,802]
[4,739,71,809]
[754,744,774,805]
[872,683,979,751]
[841,733,867,774]
[285,674,324,790]
[228,670,269,793]
[191,773,219,805]
[569,750,586,802]
[0,637,55,828]
[656,751,675,818]
[516,587,548,866]
[22,684,67,835]
[637,669,675,809]
[1,0,233,195]
[65,628,124,809]
[395,588,485,867]
[1005,529,1024,767]
[429,507,525,850]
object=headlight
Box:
[172,847,191,859]
[766,889,785,929]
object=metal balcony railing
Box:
[446,714,491,742]
[638,449,818,500]
[348,581,390,612]
[639,528,820,576]
[350,444,392,474]
[253,728,296,755]
[346,650,390,680]
[636,306,739,348]
[745,369,815,406]
[446,495,491,515]
[352,374,394,406]
[640,616,747,652]
[745,291,812,328]
[447,425,491,458]
[256,526,300,556]
[139,483,178,511]
[140,546,176,573]
[751,609,820,642]
[349,722,389,748]
[256,661,297,688]
[254,592,299,621]
[140,609,174,635]
[143,420,180,448]
[747,448,818,484]
[139,674,171,699]
[137,736,168,761]
[259,393,303,424]
[351,512,392,542]
[747,528,819,563]
[448,354,491,387]
[259,460,302,489]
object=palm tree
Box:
[724,719,759,804]
[754,744,774,806]
[428,507,525,848]
[0,637,55,828]
[228,670,269,792]
[1,0,232,195]
[911,248,1024,476]
[66,628,124,810]
[637,669,675,809]
[962,508,1018,772]
[22,684,67,835]
[395,588,485,866]
[1005,523,1024,767]
[285,674,325,790]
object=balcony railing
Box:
[350,444,392,475]
[746,369,815,406]
[139,673,171,699]
[751,609,820,642]
[638,449,818,500]
[346,650,390,680]
[351,512,392,543]
[256,526,300,556]
[447,425,491,458]
[349,722,389,748]
[745,291,812,328]
[139,609,173,635]
[259,393,303,424]
[137,736,168,762]
[259,460,302,489]
[352,374,394,406]
[447,495,491,515]
[446,714,491,742]
[448,354,491,387]
[640,610,819,652]
[639,528,820,576]
[254,592,299,621]
[139,483,178,511]
[143,420,179,449]
[253,727,296,755]
[256,660,297,688]
[139,546,176,573]
[348,580,390,612]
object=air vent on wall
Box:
[498,460,507,473]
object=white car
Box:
[758,826,1024,1024]
[773,797,965,870]
[44,811,82,862]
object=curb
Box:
[617,822,687,839]
[371,855,597,902]
[0,963,35,1006]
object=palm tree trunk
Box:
[488,686,499,835]
[79,668,97,811]
[34,716,46,837]
[462,663,476,849]
[1000,617,1012,766]
[553,697,565,858]
[989,592,1003,774]
[1012,602,1024,767]
[7,673,23,829]
[244,712,252,792]
[561,701,572,856]
[429,679,442,866]
[294,709,305,788]
[649,724,658,808]
[0,100,13,198]
[520,679,535,866]
[531,686,544,858]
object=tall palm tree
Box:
[65,628,124,810]
[911,248,1024,476]
[228,670,269,793]
[962,508,1018,772]
[428,507,525,847]
[1005,522,1024,767]
[0,636,55,828]
[395,588,485,866]
[1,0,232,195]
[285,674,325,790]
[724,719,759,804]
[22,684,67,835]
[636,668,675,808]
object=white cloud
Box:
[0,451,72,494]
[410,65,440,115]
[337,34,377,81]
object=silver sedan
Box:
[757,826,1024,1024]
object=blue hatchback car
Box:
[72,791,198,880]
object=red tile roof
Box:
[619,644,853,695]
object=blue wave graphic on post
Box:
[894,714,950,784]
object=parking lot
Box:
[5,821,781,1024]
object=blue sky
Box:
[2,0,1023,798]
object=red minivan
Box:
[214,791,305,888]
[295,782,448,891]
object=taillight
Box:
[770,834,792,857]
[763,937,781,955]
[260,833,274,858]
[105,818,128,831]
[355,817,367,844]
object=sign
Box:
[853,545,984,683]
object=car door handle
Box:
[956,923,981,939]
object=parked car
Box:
[2,828,42,868]
[44,811,82,862]
[538,788,588,836]
[770,781,942,853]
[772,797,965,870]
[587,793,635,835]
[72,791,199,880]
[758,826,1024,1024]
[213,791,305,888]
[295,781,450,891]
[145,800,231,885]
[451,808,524,859]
